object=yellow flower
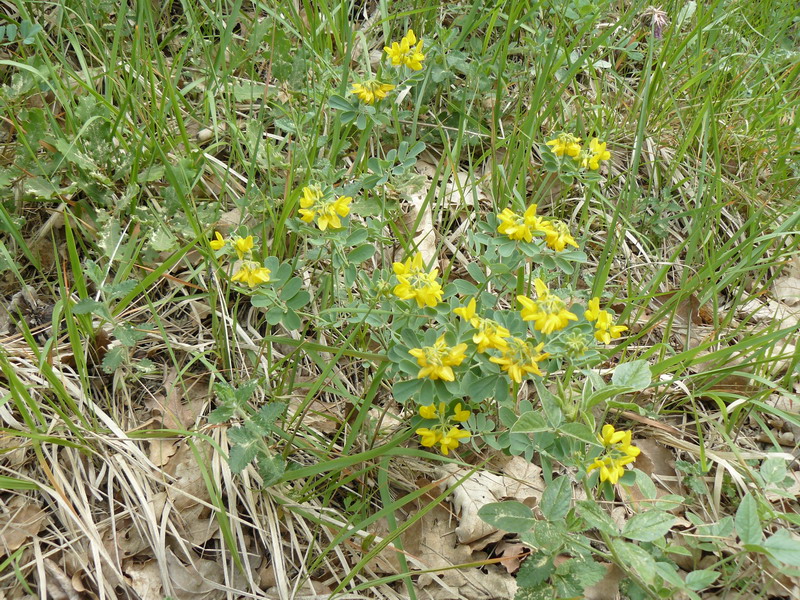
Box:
[210,231,226,250]
[233,235,254,259]
[543,220,579,252]
[517,279,578,335]
[489,337,549,383]
[497,208,534,242]
[384,29,425,71]
[452,403,471,423]
[351,80,395,104]
[392,252,443,308]
[453,298,509,352]
[581,138,611,170]
[593,310,628,344]
[419,403,440,420]
[589,425,640,484]
[600,424,627,446]
[546,133,582,157]
[416,427,442,447]
[584,297,601,322]
[231,261,271,288]
[439,427,470,455]
[408,335,468,381]
[299,185,352,231]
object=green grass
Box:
[0,0,798,598]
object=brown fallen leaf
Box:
[0,498,48,555]
[436,457,545,548]
[493,541,528,574]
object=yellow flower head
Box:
[439,427,470,455]
[351,80,396,104]
[384,29,426,71]
[415,427,442,447]
[210,231,226,251]
[581,138,611,170]
[392,252,443,308]
[408,335,468,381]
[419,403,440,420]
[233,235,254,259]
[517,279,578,335]
[546,133,582,157]
[593,309,628,344]
[453,298,510,352]
[231,261,272,288]
[451,403,471,423]
[543,220,579,252]
[584,297,601,321]
[489,337,549,383]
[299,185,352,231]
[588,425,640,484]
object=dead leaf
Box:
[125,559,163,600]
[773,275,800,306]
[622,438,686,514]
[0,499,48,555]
[493,541,528,574]
[582,562,624,600]
[42,558,80,600]
[436,457,545,548]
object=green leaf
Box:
[610,540,658,584]
[281,309,301,330]
[348,243,375,264]
[735,493,762,546]
[72,298,111,320]
[763,529,800,566]
[101,346,126,373]
[286,290,310,310]
[477,501,536,534]
[511,411,548,433]
[684,569,720,591]
[516,552,554,587]
[584,384,633,408]
[228,442,258,473]
[329,94,355,111]
[266,306,283,325]
[279,277,303,301]
[257,454,286,486]
[622,510,675,542]
[540,476,572,521]
[611,360,651,390]
[392,379,422,403]
[576,500,618,536]
[113,323,147,347]
[761,456,788,485]
[207,404,236,424]
[558,422,598,445]
[520,520,567,552]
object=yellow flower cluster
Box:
[587,424,641,484]
[546,133,611,171]
[208,233,271,288]
[384,29,426,71]
[392,252,443,308]
[350,80,395,104]
[415,402,471,455]
[408,335,467,381]
[453,298,549,384]
[453,298,510,352]
[298,184,352,231]
[584,298,628,344]
[518,279,578,335]
[496,203,578,252]
[490,337,549,383]
[350,31,426,106]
